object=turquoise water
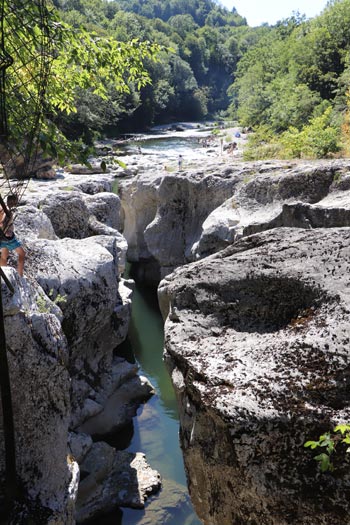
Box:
[88,271,201,524]
[120,274,201,524]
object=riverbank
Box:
[94,121,247,176]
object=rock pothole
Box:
[198,276,324,334]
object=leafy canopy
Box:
[3,0,162,163]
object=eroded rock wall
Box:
[0,174,159,522]
[0,269,77,524]
[159,227,350,525]
[119,159,350,280]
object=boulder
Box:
[15,205,58,241]
[83,192,121,231]
[75,442,161,522]
[39,192,91,239]
[118,478,198,525]
[73,177,112,195]
[34,189,127,272]
[159,227,350,525]
[78,374,155,437]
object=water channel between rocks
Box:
[88,265,202,525]
[88,125,233,524]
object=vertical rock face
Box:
[24,235,128,428]
[119,177,160,261]
[144,173,240,274]
[0,177,159,522]
[159,228,350,525]
[119,170,241,280]
[18,184,135,431]
[0,269,77,523]
[119,159,350,281]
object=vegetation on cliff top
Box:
[8,0,350,161]
[51,0,350,160]
[52,0,250,137]
[230,1,350,159]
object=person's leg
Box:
[0,247,9,267]
[14,246,25,276]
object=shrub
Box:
[280,107,340,159]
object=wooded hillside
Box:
[35,0,350,159]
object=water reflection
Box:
[127,280,180,422]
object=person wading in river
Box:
[0,194,25,276]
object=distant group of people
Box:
[198,136,216,148]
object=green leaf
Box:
[116,159,127,169]
[304,441,319,449]
[314,453,331,472]
[334,424,350,435]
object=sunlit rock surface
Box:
[76,442,161,522]
[119,158,350,280]
[0,269,76,523]
[159,227,350,525]
[0,173,159,522]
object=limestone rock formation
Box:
[23,227,135,431]
[159,227,350,525]
[114,478,198,525]
[119,176,160,261]
[0,268,77,523]
[0,173,160,522]
[15,205,58,241]
[193,160,350,257]
[119,159,350,280]
[76,441,161,522]
[39,192,91,239]
[84,192,121,231]
[119,168,241,280]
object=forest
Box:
[51,0,250,138]
[8,0,350,161]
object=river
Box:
[87,126,207,524]
[87,267,201,525]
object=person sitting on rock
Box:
[0,194,25,276]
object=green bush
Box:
[280,107,340,158]
[243,108,340,160]
[304,424,350,472]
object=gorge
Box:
[1,131,350,524]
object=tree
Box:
[2,2,161,164]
